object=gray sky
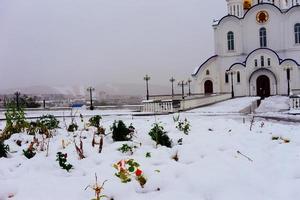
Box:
[0,0,226,92]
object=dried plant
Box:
[85,174,108,200]
[249,116,255,131]
[74,138,85,159]
[172,151,179,162]
[92,134,104,153]
[237,151,253,162]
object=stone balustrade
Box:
[142,100,174,113]
[290,96,300,110]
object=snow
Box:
[255,96,290,113]
[187,97,259,114]
[0,109,136,120]
[1,109,300,200]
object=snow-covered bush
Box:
[0,142,9,158]
[3,103,28,138]
[145,152,151,158]
[67,123,78,132]
[118,144,137,155]
[89,115,105,135]
[149,123,172,148]
[113,159,147,188]
[176,118,191,135]
[89,115,102,128]
[111,121,135,142]
[56,152,73,172]
[27,115,59,137]
[38,115,59,130]
[23,147,36,159]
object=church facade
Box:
[192,0,300,98]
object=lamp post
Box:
[169,77,175,97]
[226,70,236,98]
[178,80,188,100]
[144,75,151,100]
[87,87,95,110]
[284,65,293,96]
[14,91,21,110]
[187,78,192,96]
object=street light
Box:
[226,70,236,98]
[169,77,176,97]
[87,87,95,110]
[14,91,21,110]
[284,65,293,96]
[178,80,188,100]
[144,75,151,100]
[187,78,192,96]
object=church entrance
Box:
[256,75,270,98]
[204,80,213,94]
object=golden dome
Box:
[244,0,252,10]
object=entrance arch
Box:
[204,80,213,94]
[256,75,270,98]
[249,68,277,97]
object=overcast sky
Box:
[0,0,227,91]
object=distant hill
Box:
[0,83,176,97]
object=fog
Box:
[0,0,226,93]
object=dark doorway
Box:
[256,75,270,99]
[204,80,213,94]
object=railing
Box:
[142,100,174,113]
[142,93,232,113]
[290,96,300,110]
[180,93,231,111]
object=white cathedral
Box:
[192,0,300,98]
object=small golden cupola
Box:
[243,0,252,10]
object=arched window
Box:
[225,73,229,83]
[227,31,235,51]
[261,56,265,67]
[259,27,267,47]
[295,23,300,44]
[237,71,241,83]
[206,70,210,75]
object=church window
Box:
[225,73,229,83]
[259,27,267,47]
[227,31,235,51]
[254,59,258,67]
[295,23,300,44]
[206,70,210,75]
[233,5,236,16]
[267,58,271,66]
[261,56,265,67]
[237,71,241,83]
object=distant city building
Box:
[192,0,300,98]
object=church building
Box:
[192,0,300,98]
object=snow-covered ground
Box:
[254,96,300,121]
[0,109,136,120]
[255,96,290,113]
[187,97,259,114]
[1,109,300,200]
